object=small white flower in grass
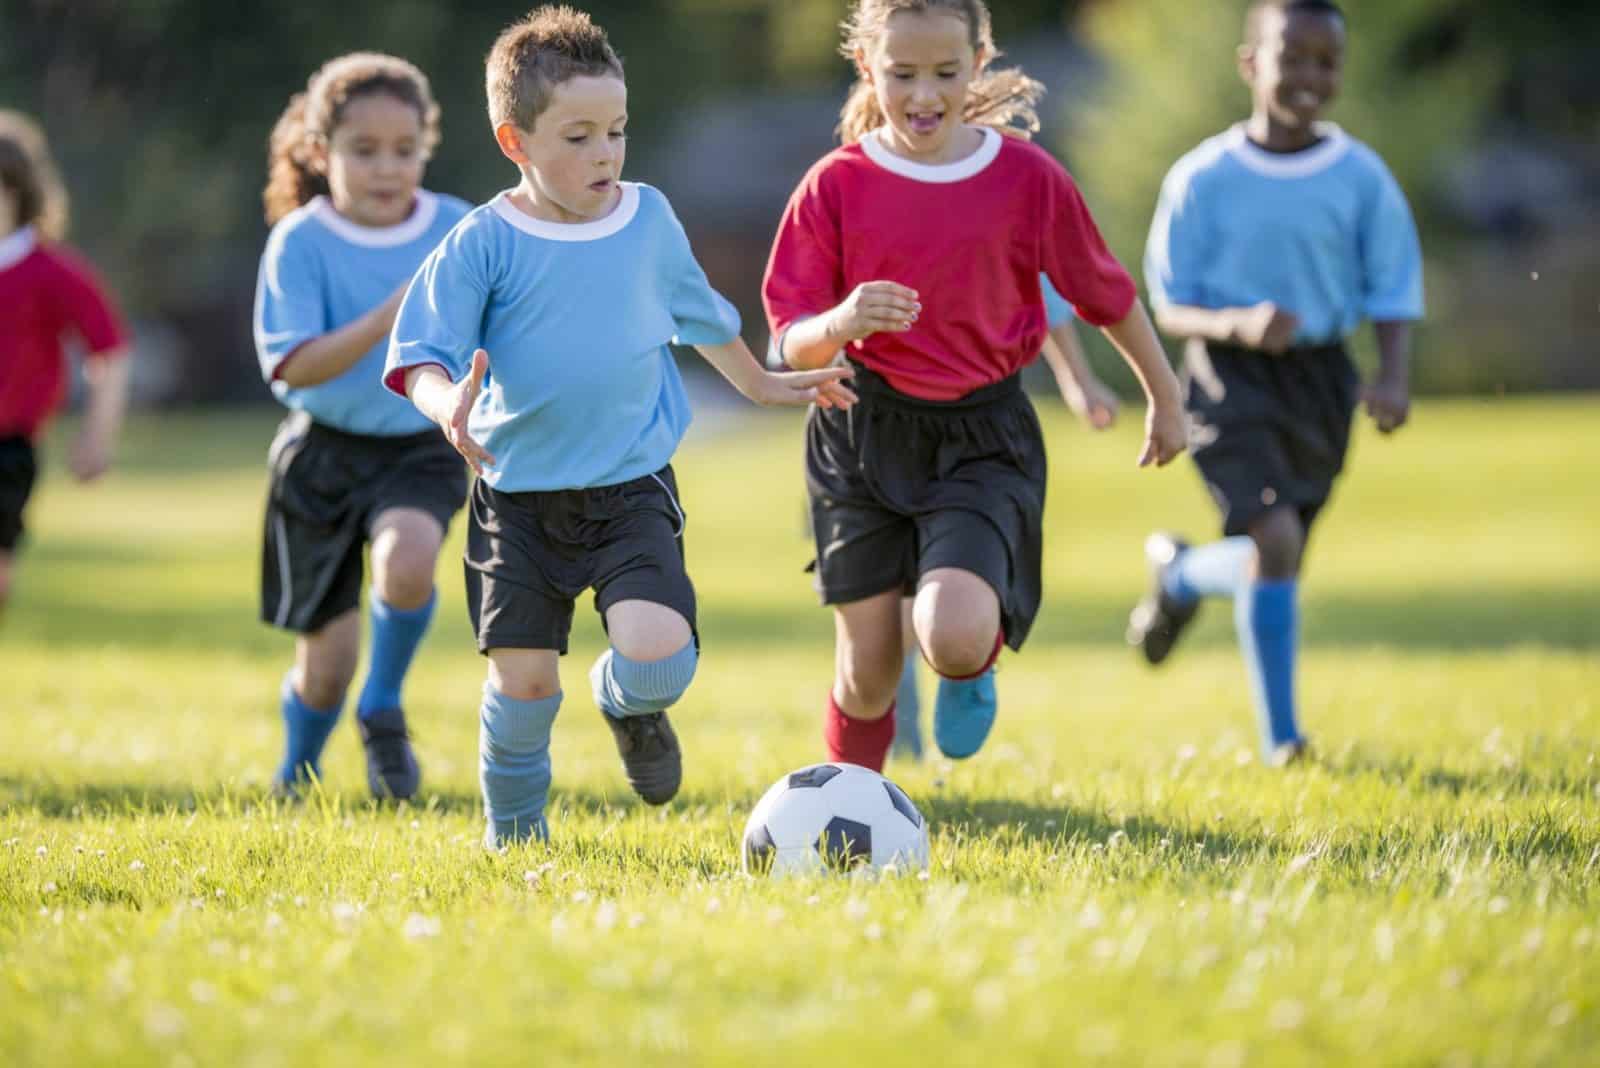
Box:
[1269,1000,1306,1031]
[292,895,306,908]
[1522,928,1545,955]
[189,980,217,1005]
[805,894,820,906]
[264,913,285,934]
[74,845,84,854]
[917,870,930,882]
[410,820,421,830]
[403,913,441,940]
[705,897,722,915]
[765,907,786,926]
[331,902,360,925]
[628,913,646,929]
[1176,744,1198,763]
[1549,1002,1575,1028]
[1440,968,1464,989]
[906,988,938,1020]
[214,888,225,899]
[972,979,1006,1017]
[1575,928,1593,949]
[1079,902,1104,929]
[594,900,618,932]
[144,1004,186,1040]
[42,882,57,894]
[1487,896,1510,915]
[96,850,106,858]
[36,845,47,857]
[571,890,590,904]
[844,898,868,921]
[1234,748,1254,766]
[129,860,145,873]
[864,923,883,941]
[1207,1041,1246,1068]
[389,873,403,883]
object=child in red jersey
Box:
[0,111,130,617]
[764,0,1187,771]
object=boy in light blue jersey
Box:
[1127,0,1424,765]
[254,53,472,800]
[386,6,854,847]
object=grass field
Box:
[2,395,1597,1066]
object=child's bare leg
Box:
[592,599,695,805]
[823,590,903,770]
[369,507,443,610]
[915,568,1004,760]
[482,648,561,846]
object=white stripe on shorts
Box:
[649,473,686,538]
[272,514,294,627]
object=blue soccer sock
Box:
[1235,579,1301,755]
[357,591,436,720]
[591,641,698,719]
[276,673,342,787]
[480,685,561,847]
[892,650,924,757]
[1163,536,1255,604]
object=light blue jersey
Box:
[1040,274,1076,329]
[385,182,741,492]
[254,190,470,436]
[1145,124,1423,344]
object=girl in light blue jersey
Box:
[386,7,854,848]
[254,53,472,799]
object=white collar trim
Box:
[860,126,1002,184]
[311,190,439,247]
[490,183,641,242]
[1224,123,1350,179]
[0,225,38,271]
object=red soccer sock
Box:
[938,628,1006,682]
[823,692,895,772]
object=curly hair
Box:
[836,0,1043,145]
[262,52,441,224]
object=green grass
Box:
[3,395,1597,1066]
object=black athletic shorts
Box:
[260,412,468,634]
[1183,338,1360,537]
[463,466,697,655]
[0,436,38,553]
[805,362,1047,651]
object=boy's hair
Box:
[1245,0,1346,45]
[0,110,69,241]
[485,6,625,132]
[262,52,441,225]
[837,0,1044,145]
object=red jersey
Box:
[764,128,1136,401]
[0,227,129,440]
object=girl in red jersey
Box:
[0,111,131,617]
[763,0,1187,771]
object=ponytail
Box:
[0,110,69,240]
[262,92,326,225]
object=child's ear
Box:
[853,46,873,85]
[974,44,990,73]
[494,123,531,166]
[1236,44,1258,89]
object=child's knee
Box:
[370,529,440,608]
[488,652,561,701]
[591,641,697,717]
[921,621,998,679]
[1249,509,1305,578]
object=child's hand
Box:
[1362,378,1410,434]
[828,281,920,342]
[440,350,497,475]
[750,365,858,409]
[1137,402,1188,468]
[69,428,112,482]
[1057,373,1119,430]
[1232,302,1300,354]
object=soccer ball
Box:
[741,762,930,876]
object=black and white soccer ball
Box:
[742,763,929,876]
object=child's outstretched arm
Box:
[1098,302,1188,467]
[1363,320,1411,434]
[695,337,857,409]
[778,282,920,371]
[276,285,409,388]
[404,353,497,475]
[1040,325,1118,430]
[72,347,131,481]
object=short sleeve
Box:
[659,196,741,346]
[1359,160,1425,322]
[1039,162,1137,327]
[49,248,128,357]
[1143,162,1210,311]
[253,226,329,383]
[762,163,844,361]
[1039,273,1076,328]
[383,223,490,395]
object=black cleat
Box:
[601,711,683,805]
[358,709,421,800]
[1126,532,1201,666]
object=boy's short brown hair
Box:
[485,5,624,132]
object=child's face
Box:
[1241,9,1346,130]
[504,75,628,224]
[316,92,427,228]
[860,10,985,160]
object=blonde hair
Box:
[262,52,441,225]
[836,0,1044,144]
[485,6,624,132]
[0,110,69,240]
